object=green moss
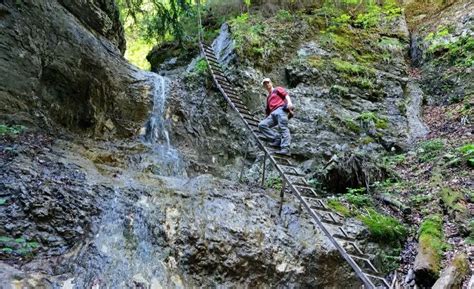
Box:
[418,215,446,273]
[440,187,466,215]
[332,59,368,75]
[307,56,325,68]
[343,118,361,133]
[350,77,375,89]
[410,194,433,207]
[327,199,351,217]
[451,253,470,275]
[361,136,375,144]
[359,208,407,243]
[357,112,388,129]
[459,143,474,167]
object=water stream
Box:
[139,71,186,177]
[61,71,187,288]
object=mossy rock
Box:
[414,214,446,286]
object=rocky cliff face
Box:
[0,0,150,137]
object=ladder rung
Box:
[239,111,257,118]
[203,46,215,54]
[274,160,295,166]
[211,68,227,77]
[243,116,259,125]
[333,227,356,241]
[205,55,221,66]
[284,171,305,177]
[347,242,366,257]
[321,212,343,225]
[206,59,222,69]
[364,273,391,287]
[233,102,249,110]
[349,255,379,274]
[242,114,259,122]
[214,74,229,82]
[203,48,217,57]
[227,97,244,105]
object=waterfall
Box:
[60,71,187,289]
[140,71,186,177]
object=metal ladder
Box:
[200,42,393,288]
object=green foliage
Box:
[332,59,368,75]
[428,35,474,67]
[418,139,444,162]
[0,124,25,136]
[0,236,40,257]
[343,118,361,133]
[118,0,194,43]
[265,176,282,190]
[382,154,406,168]
[191,57,208,76]
[0,198,6,205]
[459,143,474,167]
[350,77,375,89]
[124,37,154,70]
[276,10,293,22]
[467,219,474,245]
[333,13,351,26]
[359,208,407,243]
[410,194,433,207]
[354,4,382,28]
[357,112,388,129]
[345,187,373,207]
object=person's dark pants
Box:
[258,107,290,149]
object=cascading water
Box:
[61,71,188,288]
[139,71,186,177]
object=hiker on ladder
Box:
[258,78,294,155]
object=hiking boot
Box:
[275,148,290,155]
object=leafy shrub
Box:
[0,124,25,136]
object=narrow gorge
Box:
[0,0,472,288]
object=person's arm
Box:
[285,94,293,109]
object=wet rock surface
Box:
[0,131,361,288]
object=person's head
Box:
[261,77,273,92]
